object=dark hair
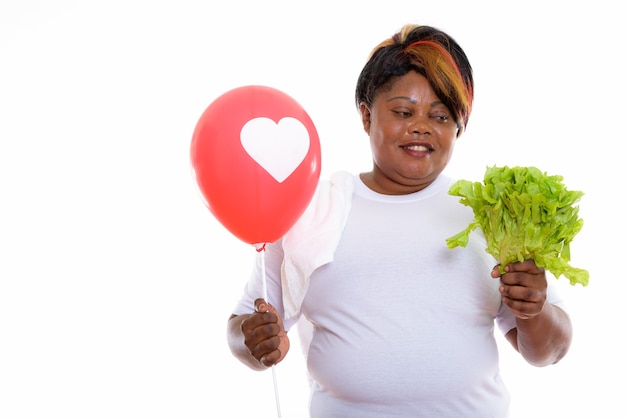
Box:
[355,24,474,130]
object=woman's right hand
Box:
[232,298,290,369]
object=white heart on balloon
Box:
[240,117,310,183]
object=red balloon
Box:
[190,85,321,245]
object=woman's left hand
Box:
[491,259,547,320]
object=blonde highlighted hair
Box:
[355,24,474,131]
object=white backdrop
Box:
[1,1,623,417]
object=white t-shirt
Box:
[233,173,565,418]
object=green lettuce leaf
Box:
[446,165,589,286]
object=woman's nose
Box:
[409,116,431,135]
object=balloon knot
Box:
[254,242,267,252]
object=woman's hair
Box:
[355,24,474,131]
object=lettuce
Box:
[446,165,589,286]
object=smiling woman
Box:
[226,23,574,418]
[0,1,621,418]
[358,72,461,194]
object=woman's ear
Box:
[359,102,371,134]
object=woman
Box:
[227,23,572,417]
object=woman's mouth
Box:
[401,142,434,156]
[402,144,431,152]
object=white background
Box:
[1,1,623,417]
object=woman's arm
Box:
[494,260,573,366]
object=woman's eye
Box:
[431,114,449,122]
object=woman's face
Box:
[359,71,460,195]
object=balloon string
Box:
[260,247,282,418]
